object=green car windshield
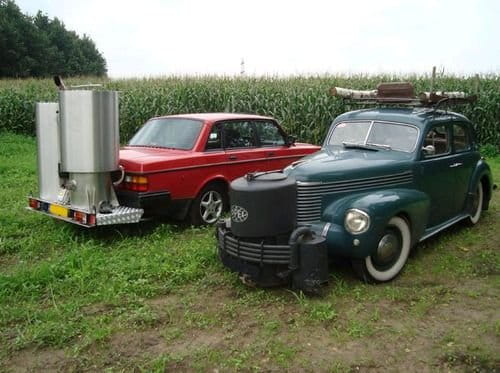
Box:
[129,118,203,150]
[327,121,418,152]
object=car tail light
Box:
[72,210,96,226]
[29,197,40,210]
[73,211,87,224]
[124,174,148,192]
[88,214,96,226]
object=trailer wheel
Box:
[352,216,411,283]
[189,183,227,226]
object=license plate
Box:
[49,204,69,218]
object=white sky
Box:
[15,0,500,78]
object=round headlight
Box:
[344,209,370,234]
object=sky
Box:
[15,0,500,78]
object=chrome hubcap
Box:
[373,231,401,269]
[199,190,223,224]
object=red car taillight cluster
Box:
[123,175,148,192]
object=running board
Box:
[419,214,468,242]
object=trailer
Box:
[27,78,143,227]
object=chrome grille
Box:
[296,171,414,224]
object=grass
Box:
[0,131,499,371]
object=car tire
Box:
[189,183,227,226]
[352,216,411,283]
[467,182,483,225]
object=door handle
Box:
[267,152,275,157]
[449,162,463,168]
[228,155,237,161]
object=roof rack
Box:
[330,68,478,108]
[330,82,477,107]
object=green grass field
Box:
[0,132,499,371]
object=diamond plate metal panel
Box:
[96,206,144,226]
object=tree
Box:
[0,0,107,77]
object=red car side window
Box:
[255,121,285,146]
[223,121,258,149]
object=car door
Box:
[201,121,228,174]
[253,120,291,170]
[170,121,228,200]
[418,123,457,227]
[451,122,479,215]
[221,120,268,180]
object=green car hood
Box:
[287,146,414,182]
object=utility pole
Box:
[240,58,245,76]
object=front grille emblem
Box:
[231,205,249,223]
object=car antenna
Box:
[473,74,480,96]
[429,66,436,96]
[429,66,446,116]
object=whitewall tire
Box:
[352,216,411,283]
[468,182,483,225]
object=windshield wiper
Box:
[128,144,176,150]
[367,142,392,150]
[342,142,392,151]
[342,142,379,151]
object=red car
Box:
[116,113,320,225]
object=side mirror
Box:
[422,145,435,156]
[285,135,296,147]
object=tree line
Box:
[0,0,107,78]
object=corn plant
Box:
[0,75,498,147]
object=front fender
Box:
[317,188,430,258]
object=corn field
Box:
[0,75,498,146]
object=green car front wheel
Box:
[352,216,411,283]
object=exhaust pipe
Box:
[288,226,329,293]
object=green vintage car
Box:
[217,92,494,291]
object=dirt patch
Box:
[2,277,499,371]
[111,331,166,358]
[0,254,20,274]
[106,328,224,359]
[4,347,70,373]
[80,303,116,316]
[439,351,500,372]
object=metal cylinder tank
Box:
[59,90,119,173]
[36,102,61,201]
[68,173,118,212]
[58,90,120,212]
